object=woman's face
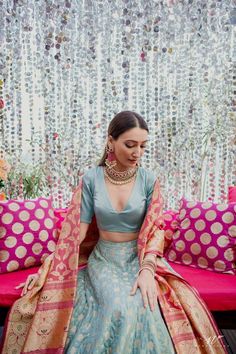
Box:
[108,127,148,171]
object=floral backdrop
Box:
[0,0,236,209]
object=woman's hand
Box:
[130,269,159,312]
[15,273,39,296]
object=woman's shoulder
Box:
[138,167,157,185]
[138,167,158,193]
[82,165,102,182]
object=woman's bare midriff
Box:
[99,229,139,242]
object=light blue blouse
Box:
[80,166,156,233]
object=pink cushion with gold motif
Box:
[165,198,236,274]
[0,197,57,273]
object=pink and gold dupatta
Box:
[1,179,227,354]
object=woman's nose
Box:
[133,147,141,157]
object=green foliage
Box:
[2,162,50,200]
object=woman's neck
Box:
[112,162,135,172]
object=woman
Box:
[1,111,227,354]
[65,111,175,353]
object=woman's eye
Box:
[125,144,147,149]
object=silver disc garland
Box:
[0,0,235,209]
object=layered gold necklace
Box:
[104,165,138,185]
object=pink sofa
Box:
[0,209,236,329]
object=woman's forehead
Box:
[118,127,148,141]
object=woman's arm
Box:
[143,253,158,264]
[78,222,90,245]
[130,177,165,310]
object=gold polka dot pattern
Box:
[222,212,234,224]
[217,235,229,247]
[39,230,49,242]
[165,198,236,274]
[0,226,7,239]
[24,256,36,268]
[23,232,34,244]
[12,222,24,234]
[8,203,20,212]
[0,250,10,262]
[29,220,41,231]
[32,243,43,255]
[7,260,19,272]
[190,208,201,219]
[197,257,208,268]
[190,243,201,255]
[19,210,30,221]
[205,210,217,221]
[200,233,212,245]
[229,225,236,237]
[195,219,206,231]
[34,209,45,219]
[4,236,17,248]
[2,213,14,225]
[184,229,196,241]
[176,240,185,252]
[15,246,27,259]
[210,222,223,235]
[206,246,218,259]
[181,253,192,265]
[0,197,57,273]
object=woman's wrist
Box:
[137,256,157,278]
[143,255,157,267]
[138,267,155,277]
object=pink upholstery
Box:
[1,261,236,311]
[0,266,40,307]
[1,208,236,312]
[169,261,236,311]
[0,208,68,306]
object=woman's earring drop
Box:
[105,146,117,169]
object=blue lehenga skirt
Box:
[65,239,176,354]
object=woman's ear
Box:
[107,135,114,149]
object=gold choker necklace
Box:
[104,166,138,185]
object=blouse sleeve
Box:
[146,170,157,209]
[80,170,94,224]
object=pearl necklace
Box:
[104,166,138,185]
